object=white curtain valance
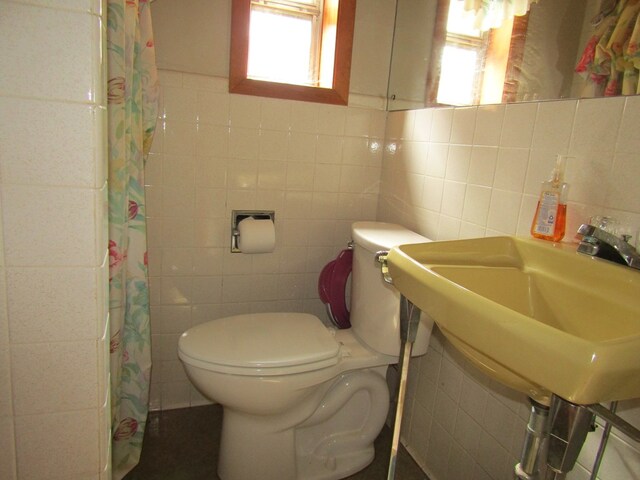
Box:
[461,0,539,31]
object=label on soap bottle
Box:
[533,191,559,235]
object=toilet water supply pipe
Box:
[387,295,421,480]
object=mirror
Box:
[387,0,640,110]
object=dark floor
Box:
[124,405,428,480]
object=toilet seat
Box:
[178,312,342,376]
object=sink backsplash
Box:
[379,96,640,480]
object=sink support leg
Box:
[515,398,549,480]
[545,395,594,478]
[386,295,420,480]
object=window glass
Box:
[248,10,315,86]
[437,46,480,105]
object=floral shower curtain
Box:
[576,0,640,97]
[107,0,159,478]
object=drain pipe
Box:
[386,295,421,480]
[515,399,550,480]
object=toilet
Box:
[178,222,432,480]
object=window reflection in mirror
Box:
[388,0,599,111]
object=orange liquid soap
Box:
[530,155,569,242]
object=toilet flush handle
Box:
[375,251,393,284]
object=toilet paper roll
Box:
[237,217,276,253]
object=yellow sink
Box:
[386,236,640,405]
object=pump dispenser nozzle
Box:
[550,154,567,186]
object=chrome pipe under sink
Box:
[516,395,640,480]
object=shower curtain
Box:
[107,0,159,478]
[576,0,640,96]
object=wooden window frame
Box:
[229,0,356,105]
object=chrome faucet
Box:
[576,223,640,270]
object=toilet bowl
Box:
[178,222,432,480]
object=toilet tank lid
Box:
[178,313,340,370]
[352,221,430,252]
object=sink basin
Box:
[386,236,640,405]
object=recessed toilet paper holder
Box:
[231,210,275,253]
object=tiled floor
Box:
[124,405,428,480]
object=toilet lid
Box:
[179,313,341,373]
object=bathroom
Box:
[1,0,639,479]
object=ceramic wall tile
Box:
[430,108,454,143]
[450,107,477,145]
[229,95,262,129]
[197,90,231,127]
[493,148,529,192]
[500,102,537,148]
[571,97,625,155]
[14,409,99,479]
[412,109,433,142]
[162,86,198,124]
[11,341,98,415]
[617,96,640,155]
[468,146,498,187]
[2,185,98,267]
[0,3,99,102]
[445,145,472,182]
[260,98,292,132]
[473,105,505,146]
[441,181,466,218]
[0,98,97,187]
[7,267,98,343]
[531,100,576,152]
[11,0,99,13]
[317,104,347,136]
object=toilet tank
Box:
[350,222,432,357]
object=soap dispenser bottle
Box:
[530,154,569,242]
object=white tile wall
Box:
[147,62,640,480]
[0,1,108,479]
[380,98,640,480]
[146,70,385,410]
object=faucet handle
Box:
[576,222,640,270]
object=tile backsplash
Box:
[148,66,640,480]
[146,70,385,410]
[379,98,640,480]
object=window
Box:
[229,0,356,105]
[437,1,487,105]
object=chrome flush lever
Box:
[375,250,393,284]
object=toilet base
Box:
[218,409,298,480]
[296,446,374,480]
[217,369,390,480]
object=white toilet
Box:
[178,222,432,480]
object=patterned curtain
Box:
[107,0,159,478]
[576,0,640,97]
[460,0,538,31]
